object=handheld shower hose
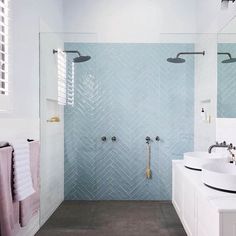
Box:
[146,141,152,179]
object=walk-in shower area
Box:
[38,33,213,235]
[39,33,203,202]
[63,42,194,200]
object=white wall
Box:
[63,0,197,43]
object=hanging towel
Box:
[0,146,20,236]
[19,141,40,226]
[10,140,35,201]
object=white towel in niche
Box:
[11,139,35,201]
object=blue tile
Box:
[64,43,194,200]
[218,43,236,118]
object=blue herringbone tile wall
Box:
[64,43,194,200]
[218,43,236,118]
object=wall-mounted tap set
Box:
[208,141,236,163]
[101,136,117,142]
[100,136,160,143]
[100,135,161,179]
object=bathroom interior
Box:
[2,0,236,236]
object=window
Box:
[0,0,8,96]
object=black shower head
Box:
[218,52,236,63]
[222,58,236,63]
[167,51,205,64]
[167,57,186,63]
[53,49,91,63]
[73,55,91,63]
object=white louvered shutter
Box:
[67,60,74,106]
[0,0,9,111]
[57,49,67,105]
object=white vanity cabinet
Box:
[172,162,183,216]
[172,160,236,236]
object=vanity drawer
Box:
[197,193,219,236]
[172,163,183,217]
[182,176,196,236]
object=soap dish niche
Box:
[200,99,211,123]
[200,99,211,104]
[46,98,61,123]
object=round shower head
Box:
[221,58,236,63]
[73,55,91,63]
[167,51,205,64]
[53,49,91,63]
[167,57,186,63]
[218,52,236,64]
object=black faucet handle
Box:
[111,136,117,142]
[146,136,151,141]
[101,136,107,142]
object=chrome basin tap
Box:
[208,141,235,153]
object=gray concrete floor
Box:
[36,201,186,236]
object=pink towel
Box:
[0,146,20,236]
[19,141,40,227]
[0,141,40,235]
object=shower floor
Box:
[36,201,186,236]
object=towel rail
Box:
[0,139,34,149]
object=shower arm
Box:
[53,49,81,56]
[176,51,205,58]
[218,52,232,59]
[222,0,235,2]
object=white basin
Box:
[202,163,236,192]
[184,152,227,171]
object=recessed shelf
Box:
[46,98,58,103]
[200,99,211,104]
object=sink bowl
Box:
[184,152,227,171]
[202,163,236,193]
